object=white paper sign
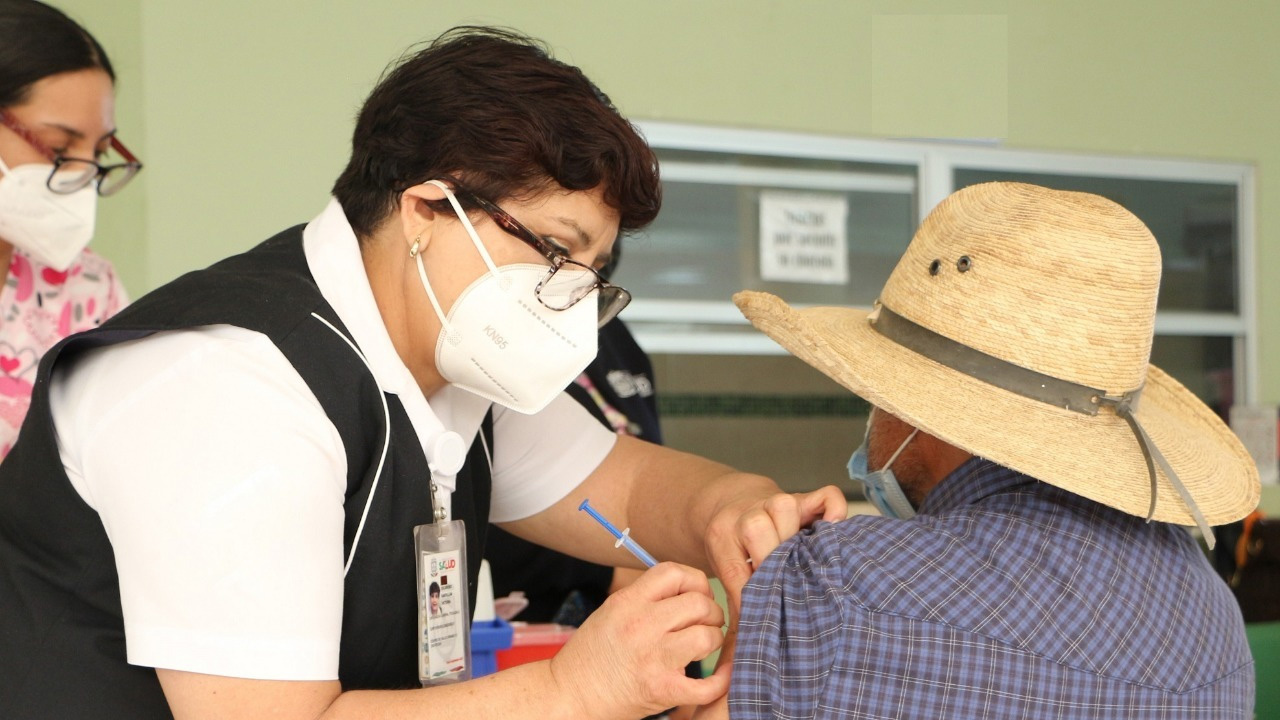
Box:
[759,192,848,284]
[1230,405,1279,486]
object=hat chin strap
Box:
[1103,393,1211,545]
[869,302,1214,549]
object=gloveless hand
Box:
[548,562,729,719]
[704,485,847,600]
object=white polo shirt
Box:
[48,198,616,680]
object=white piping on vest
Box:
[310,312,391,577]
[479,428,493,477]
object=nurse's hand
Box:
[549,562,729,719]
[704,485,846,595]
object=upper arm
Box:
[53,326,349,681]
[157,670,341,720]
[727,531,847,719]
[487,391,617,524]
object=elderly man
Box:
[721,182,1258,718]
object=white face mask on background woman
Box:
[410,180,598,414]
[0,155,97,271]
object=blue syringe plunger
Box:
[578,498,658,567]
[578,498,621,539]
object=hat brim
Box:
[735,291,1260,526]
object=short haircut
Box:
[332,26,661,239]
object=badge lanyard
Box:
[416,431,471,686]
[310,310,477,684]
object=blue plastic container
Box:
[470,617,515,677]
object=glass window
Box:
[616,153,917,310]
[954,169,1239,313]
[617,123,1255,498]
[1150,334,1235,422]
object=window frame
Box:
[632,120,1258,405]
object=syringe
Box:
[578,499,658,568]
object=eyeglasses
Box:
[0,109,143,196]
[452,186,631,327]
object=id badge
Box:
[415,519,471,686]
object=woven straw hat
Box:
[735,182,1259,533]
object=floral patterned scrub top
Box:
[0,248,127,458]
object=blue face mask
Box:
[847,412,920,520]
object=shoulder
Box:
[748,514,948,603]
[745,498,1048,624]
[54,325,348,505]
[747,490,1251,687]
[55,324,337,423]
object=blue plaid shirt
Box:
[731,458,1254,718]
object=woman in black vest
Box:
[0,26,846,720]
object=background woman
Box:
[0,0,138,457]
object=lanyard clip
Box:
[428,431,466,522]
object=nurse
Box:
[0,25,845,720]
[0,0,136,458]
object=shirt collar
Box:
[301,198,491,490]
[918,457,1035,516]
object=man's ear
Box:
[397,181,449,253]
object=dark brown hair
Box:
[0,0,115,108]
[332,26,661,238]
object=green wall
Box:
[51,0,145,297]
[53,0,1280,402]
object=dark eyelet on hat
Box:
[957,256,972,272]
[929,259,942,275]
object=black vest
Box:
[0,227,492,719]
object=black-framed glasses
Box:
[0,109,143,197]
[451,185,631,327]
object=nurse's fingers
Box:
[705,494,793,600]
[709,486,849,587]
[548,563,727,716]
[690,662,733,719]
[796,484,848,524]
[647,581,725,633]
[705,514,763,613]
[626,561,716,602]
[666,652,731,709]
[658,623,725,670]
